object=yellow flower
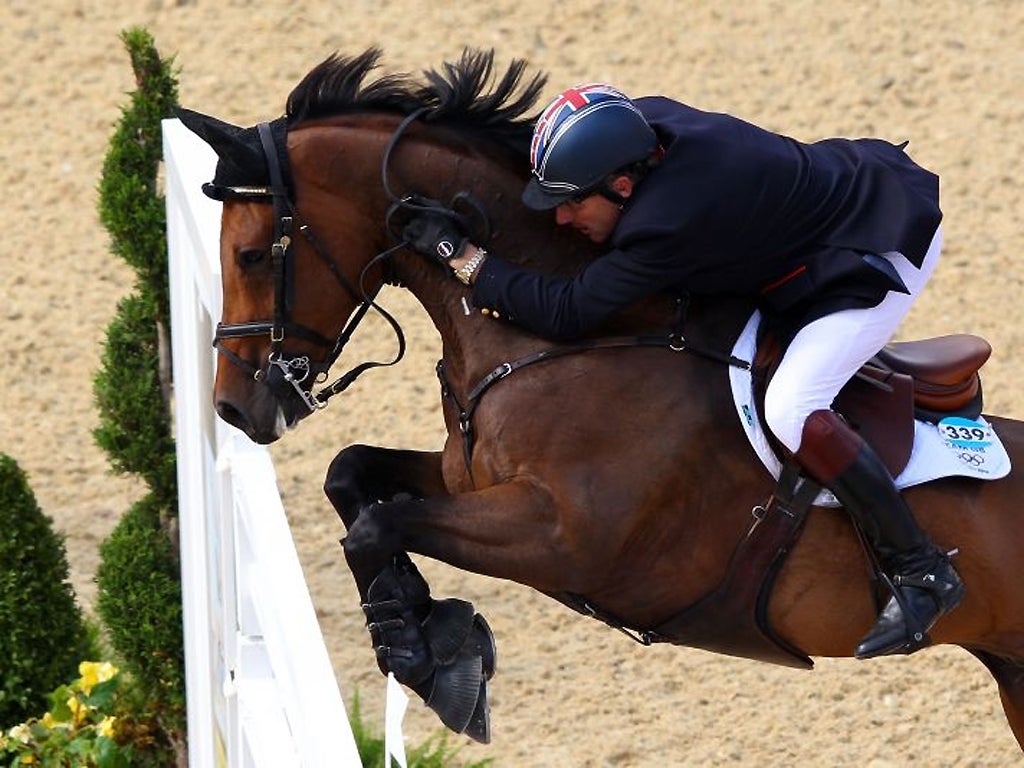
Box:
[78,661,118,696]
[79,662,100,696]
[41,712,55,729]
[98,716,117,739]
[67,695,87,726]
[22,756,38,764]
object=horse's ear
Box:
[176,107,264,170]
[176,108,272,191]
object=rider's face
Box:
[554,193,622,243]
[553,176,632,244]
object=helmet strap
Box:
[597,185,628,207]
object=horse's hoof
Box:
[417,611,496,741]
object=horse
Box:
[178,48,1024,750]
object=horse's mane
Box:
[285,48,547,156]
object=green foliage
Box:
[92,291,176,503]
[0,455,93,729]
[95,495,185,737]
[97,27,178,314]
[348,691,493,768]
[93,25,186,760]
[0,662,174,767]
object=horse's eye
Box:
[238,248,266,267]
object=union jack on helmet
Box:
[522,83,657,210]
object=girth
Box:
[558,461,820,668]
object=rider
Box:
[402,83,964,659]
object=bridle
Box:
[208,111,439,413]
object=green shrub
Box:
[92,291,176,502]
[97,27,178,313]
[95,494,185,737]
[0,661,174,767]
[0,454,92,728]
[93,26,186,761]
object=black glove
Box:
[402,212,470,264]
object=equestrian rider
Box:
[402,83,964,659]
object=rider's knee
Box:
[763,386,808,454]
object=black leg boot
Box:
[796,410,965,659]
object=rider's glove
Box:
[402,212,470,265]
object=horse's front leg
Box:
[342,474,583,742]
[324,445,496,742]
[324,444,447,593]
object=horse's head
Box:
[177,105,385,442]
[179,49,575,443]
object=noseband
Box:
[208,118,419,412]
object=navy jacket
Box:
[472,96,942,339]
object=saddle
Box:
[835,335,990,476]
[645,331,992,668]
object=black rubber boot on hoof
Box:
[463,679,491,744]
[362,566,433,685]
[422,598,476,664]
[414,608,496,742]
[469,614,497,681]
[855,551,965,659]
[424,653,484,735]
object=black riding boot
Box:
[796,409,965,659]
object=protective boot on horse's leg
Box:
[356,551,495,742]
[795,409,965,658]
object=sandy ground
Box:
[3,1,1024,765]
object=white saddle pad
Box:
[729,311,1011,507]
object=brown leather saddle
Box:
[645,332,992,668]
[834,335,991,477]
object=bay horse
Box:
[178,49,1024,750]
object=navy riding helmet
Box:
[522,83,657,210]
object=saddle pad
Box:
[729,311,1012,507]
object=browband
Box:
[202,182,279,201]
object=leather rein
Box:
[207,110,751,438]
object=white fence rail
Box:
[164,117,363,768]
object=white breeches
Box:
[764,227,943,453]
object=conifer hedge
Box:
[0,454,92,727]
[93,27,186,760]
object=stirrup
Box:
[855,551,964,659]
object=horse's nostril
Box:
[215,400,248,433]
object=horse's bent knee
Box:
[324,443,377,493]
[324,444,379,527]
